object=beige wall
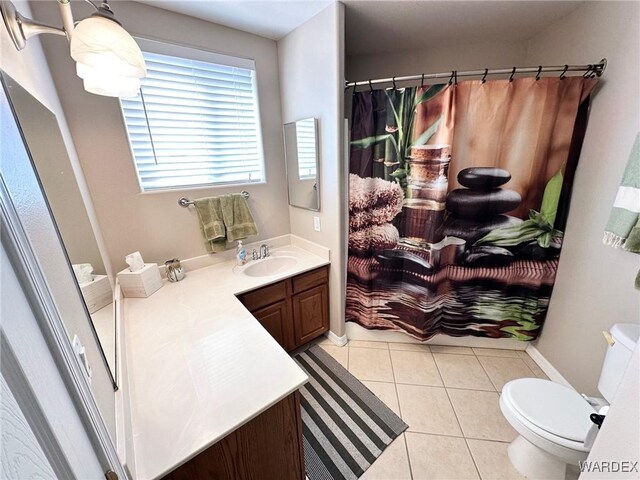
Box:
[32,1,290,274]
[526,1,640,395]
[346,39,528,82]
[278,3,346,336]
[1,0,115,439]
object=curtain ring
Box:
[392,76,397,89]
[509,67,516,82]
[449,70,458,86]
[583,65,593,78]
[536,66,542,81]
[482,68,488,84]
[421,73,425,88]
[368,79,373,92]
[560,65,569,80]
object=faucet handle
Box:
[252,249,259,260]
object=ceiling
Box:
[133,0,334,40]
[344,1,584,55]
[132,0,583,52]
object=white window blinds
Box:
[295,118,317,179]
[120,44,264,191]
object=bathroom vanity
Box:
[238,265,329,351]
[163,392,304,479]
[124,240,329,478]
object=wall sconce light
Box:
[1,0,146,98]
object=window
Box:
[120,40,264,191]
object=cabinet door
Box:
[292,284,329,347]
[252,300,289,349]
[163,392,304,480]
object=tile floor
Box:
[315,338,549,480]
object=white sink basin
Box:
[242,256,298,277]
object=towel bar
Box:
[178,191,250,208]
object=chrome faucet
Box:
[251,244,270,261]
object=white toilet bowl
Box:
[500,378,594,480]
[499,325,640,479]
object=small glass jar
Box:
[165,258,185,282]
[399,145,451,244]
[406,144,451,202]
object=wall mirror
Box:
[284,117,320,211]
[0,71,117,387]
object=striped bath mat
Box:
[294,346,408,480]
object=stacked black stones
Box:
[441,167,522,245]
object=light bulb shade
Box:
[78,63,141,98]
[76,62,94,80]
[83,77,140,98]
[70,16,146,78]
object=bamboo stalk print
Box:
[350,84,446,186]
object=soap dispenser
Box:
[236,240,248,266]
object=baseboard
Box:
[326,330,348,347]
[525,345,574,389]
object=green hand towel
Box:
[220,193,258,242]
[603,133,640,247]
[604,133,640,290]
[624,218,640,254]
[624,219,640,290]
[194,197,227,253]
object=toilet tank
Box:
[597,323,640,403]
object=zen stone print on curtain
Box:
[347,76,598,341]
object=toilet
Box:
[500,323,640,480]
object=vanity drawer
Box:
[239,280,287,311]
[292,266,329,294]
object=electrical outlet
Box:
[313,216,321,232]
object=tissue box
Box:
[80,274,112,314]
[117,263,163,298]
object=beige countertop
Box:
[124,239,329,479]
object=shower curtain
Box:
[347,76,598,341]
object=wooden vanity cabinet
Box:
[238,265,329,351]
[163,392,304,480]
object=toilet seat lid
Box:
[503,378,595,442]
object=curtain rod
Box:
[345,59,607,88]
